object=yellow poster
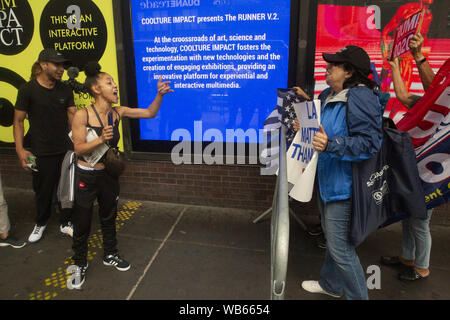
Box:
[0,0,123,151]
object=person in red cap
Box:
[13,48,76,243]
[300,45,383,300]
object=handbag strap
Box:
[91,104,113,147]
[91,104,118,129]
[91,104,106,129]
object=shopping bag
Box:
[349,127,427,246]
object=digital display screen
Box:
[130,0,291,143]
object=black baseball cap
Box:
[322,45,371,76]
[38,48,71,68]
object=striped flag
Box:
[260,89,307,175]
[396,58,450,209]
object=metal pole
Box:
[252,207,272,224]
[271,125,290,300]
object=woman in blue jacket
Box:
[300,46,382,300]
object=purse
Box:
[91,105,125,178]
[104,146,125,178]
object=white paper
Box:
[286,99,321,202]
[68,128,109,167]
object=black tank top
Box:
[84,106,120,163]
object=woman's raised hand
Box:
[157,76,174,96]
[388,57,400,70]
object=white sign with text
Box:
[286,100,321,202]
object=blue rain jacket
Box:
[317,85,383,203]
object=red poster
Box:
[390,10,423,60]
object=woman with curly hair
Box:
[70,61,173,289]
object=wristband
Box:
[417,57,427,66]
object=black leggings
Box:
[72,166,120,266]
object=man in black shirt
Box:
[13,48,76,243]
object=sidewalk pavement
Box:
[1,187,449,300]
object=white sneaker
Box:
[301,280,341,298]
[60,222,73,237]
[28,225,47,243]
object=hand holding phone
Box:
[27,155,38,172]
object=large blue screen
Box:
[131,0,291,142]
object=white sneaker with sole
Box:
[60,222,73,237]
[28,225,46,243]
[301,280,341,298]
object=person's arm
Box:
[13,85,33,170]
[72,109,112,156]
[66,88,76,128]
[388,58,419,109]
[117,76,173,119]
[67,106,76,128]
[13,110,33,170]
[409,33,435,91]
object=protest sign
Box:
[390,9,424,60]
[286,100,321,202]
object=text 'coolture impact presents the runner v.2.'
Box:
[131,0,291,142]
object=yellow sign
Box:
[0,0,123,151]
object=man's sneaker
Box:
[60,222,73,237]
[103,253,131,271]
[0,235,26,248]
[301,280,341,298]
[28,225,46,243]
[69,263,88,290]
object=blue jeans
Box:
[317,197,369,300]
[402,209,433,269]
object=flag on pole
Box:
[260,89,307,175]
